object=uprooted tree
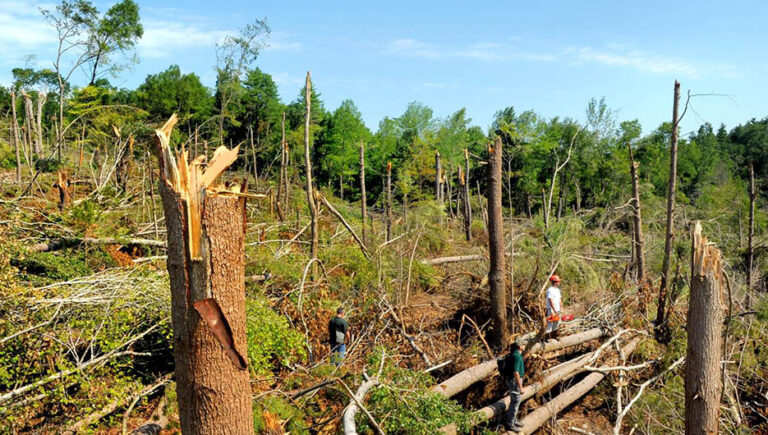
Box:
[154,114,253,434]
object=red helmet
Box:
[550,274,561,283]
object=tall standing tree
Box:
[656,81,681,341]
[487,137,508,348]
[85,0,143,85]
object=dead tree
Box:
[459,166,472,242]
[360,142,367,245]
[386,162,393,242]
[435,151,442,203]
[487,138,508,348]
[303,72,319,263]
[628,143,646,283]
[463,150,472,241]
[544,125,581,229]
[685,221,724,434]
[447,167,454,219]
[11,90,22,184]
[747,161,756,309]
[54,172,71,210]
[35,91,46,156]
[275,112,287,222]
[154,115,253,434]
[656,80,681,340]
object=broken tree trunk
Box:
[154,115,253,435]
[360,142,367,246]
[303,72,319,265]
[656,80,681,339]
[341,378,384,435]
[463,150,472,241]
[54,171,71,210]
[435,151,442,204]
[386,162,392,242]
[747,161,756,309]
[488,137,508,349]
[685,221,725,435]
[512,337,641,435]
[276,111,287,222]
[431,327,608,398]
[628,143,646,284]
[35,92,46,156]
[421,254,484,266]
[316,193,371,260]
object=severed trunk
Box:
[656,80,681,340]
[628,143,646,284]
[303,72,319,263]
[463,150,472,241]
[487,138,508,348]
[432,327,608,398]
[36,92,46,155]
[359,142,367,245]
[746,161,756,309]
[275,113,287,222]
[515,338,641,435]
[154,115,252,435]
[435,151,442,203]
[386,162,392,241]
[685,221,724,435]
[54,171,71,210]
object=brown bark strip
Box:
[54,171,71,210]
[360,142,367,245]
[627,143,645,284]
[487,137,508,348]
[463,150,472,241]
[685,221,724,434]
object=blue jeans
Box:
[331,343,346,366]
[504,379,522,427]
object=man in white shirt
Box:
[546,275,563,334]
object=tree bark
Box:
[155,115,252,435]
[421,254,484,266]
[276,112,287,222]
[386,162,393,241]
[656,80,681,339]
[360,142,367,245]
[628,143,646,284]
[488,138,508,348]
[685,221,724,435]
[35,92,46,156]
[431,327,608,398]
[746,161,756,309]
[303,72,319,264]
[463,150,472,241]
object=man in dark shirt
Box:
[499,341,526,432]
[328,307,350,366]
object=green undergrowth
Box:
[245,295,306,375]
[358,348,476,434]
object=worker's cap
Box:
[550,274,561,283]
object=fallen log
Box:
[510,337,642,435]
[31,236,165,252]
[439,352,595,434]
[431,328,608,398]
[341,378,384,435]
[421,254,484,266]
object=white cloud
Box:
[138,19,230,59]
[0,1,56,49]
[568,46,702,77]
[385,38,554,62]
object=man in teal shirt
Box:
[499,341,526,432]
[328,307,350,366]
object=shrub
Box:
[34,157,62,173]
[246,297,306,375]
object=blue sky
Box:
[1,0,765,137]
